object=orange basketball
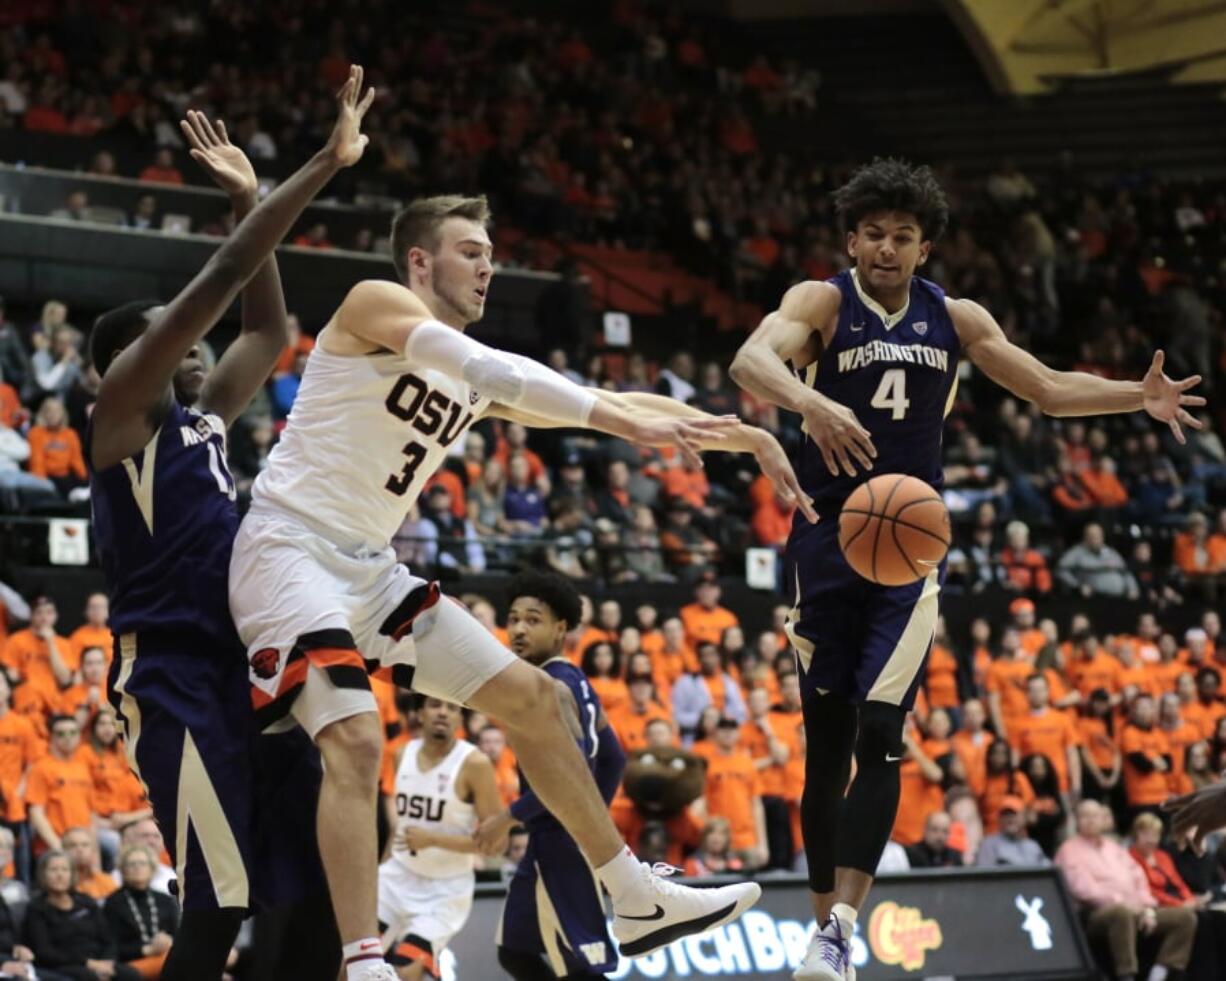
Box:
[838,474,950,586]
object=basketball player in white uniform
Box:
[379,696,498,980]
[230,194,814,980]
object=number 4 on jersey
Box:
[870,368,910,420]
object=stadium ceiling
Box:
[937,0,1226,94]
[702,0,1226,95]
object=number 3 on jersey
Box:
[870,368,910,420]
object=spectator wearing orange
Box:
[1009,599,1046,656]
[892,727,945,846]
[0,382,21,430]
[607,673,672,752]
[951,699,992,796]
[1076,689,1122,805]
[26,714,94,854]
[1173,512,1226,600]
[2,597,76,702]
[1157,693,1203,796]
[683,818,746,878]
[476,725,519,809]
[0,671,44,828]
[1065,634,1123,702]
[980,738,1035,836]
[739,688,795,870]
[751,489,794,548]
[138,148,183,184]
[58,646,109,724]
[272,313,315,377]
[69,593,112,669]
[1079,454,1130,509]
[492,422,546,487]
[679,574,740,652]
[1119,695,1173,823]
[998,522,1052,594]
[924,624,961,714]
[562,597,615,665]
[1148,633,1189,696]
[63,827,117,901]
[1128,813,1200,909]
[1183,667,1226,739]
[661,455,711,512]
[1009,674,1082,795]
[1110,637,1155,699]
[580,641,629,715]
[699,718,766,867]
[27,397,86,496]
[986,628,1034,739]
[648,617,696,686]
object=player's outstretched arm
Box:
[1164,780,1226,853]
[731,282,877,477]
[952,298,1205,441]
[179,111,289,427]
[90,66,375,470]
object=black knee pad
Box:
[498,945,555,981]
[853,701,905,768]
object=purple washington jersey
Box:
[793,269,960,519]
[87,401,240,645]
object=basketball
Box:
[838,474,951,586]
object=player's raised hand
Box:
[1163,781,1226,854]
[180,112,257,200]
[634,415,739,470]
[801,393,876,477]
[752,430,817,523]
[325,64,376,169]
[1143,350,1206,444]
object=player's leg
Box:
[109,636,254,981]
[381,866,468,981]
[797,569,941,981]
[395,593,760,957]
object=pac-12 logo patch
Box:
[912,321,928,336]
[469,390,481,405]
[251,648,280,680]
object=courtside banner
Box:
[444,867,1093,980]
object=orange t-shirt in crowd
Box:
[0,710,45,822]
[925,644,959,710]
[1009,708,1080,791]
[77,870,119,901]
[739,712,801,799]
[370,676,401,741]
[1148,661,1189,697]
[70,624,113,667]
[701,674,729,716]
[650,645,695,687]
[12,684,57,740]
[139,165,184,185]
[273,335,315,376]
[0,383,21,430]
[588,676,629,715]
[491,751,520,809]
[75,742,129,817]
[1182,699,1226,740]
[607,702,673,752]
[107,767,149,816]
[951,730,992,796]
[27,426,87,481]
[57,682,108,722]
[2,629,78,700]
[379,731,411,797]
[1019,629,1046,658]
[1066,654,1123,699]
[26,754,95,845]
[703,749,761,850]
[979,770,1035,835]
[986,657,1033,735]
[1117,664,1155,698]
[1120,725,1173,806]
[565,627,617,665]
[893,758,944,846]
[1162,721,1203,794]
[424,470,468,519]
[493,445,546,486]
[1173,532,1226,575]
[679,603,739,652]
[662,467,710,510]
[1076,717,1118,772]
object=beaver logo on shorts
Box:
[251,648,280,680]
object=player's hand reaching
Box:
[180,112,257,201]
[1164,781,1226,854]
[474,810,516,857]
[632,415,739,470]
[324,64,376,169]
[1142,350,1205,444]
[751,430,817,524]
[801,393,876,477]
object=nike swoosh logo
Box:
[885,753,903,762]
[359,941,381,951]
[620,904,666,922]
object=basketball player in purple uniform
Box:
[730,158,1205,980]
[86,68,375,981]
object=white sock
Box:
[1146,966,1169,981]
[343,937,384,977]
[597,846,642,903]
[829,902,858,938]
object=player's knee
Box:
[316,711,383,784]
[854,701,905,769]
[499,663,561,728]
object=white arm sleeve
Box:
[405,319,597,426]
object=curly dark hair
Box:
[505,570,583,631]
[833,158,949,242]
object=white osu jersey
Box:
[251,344,493,550]
[392,738,479,879]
